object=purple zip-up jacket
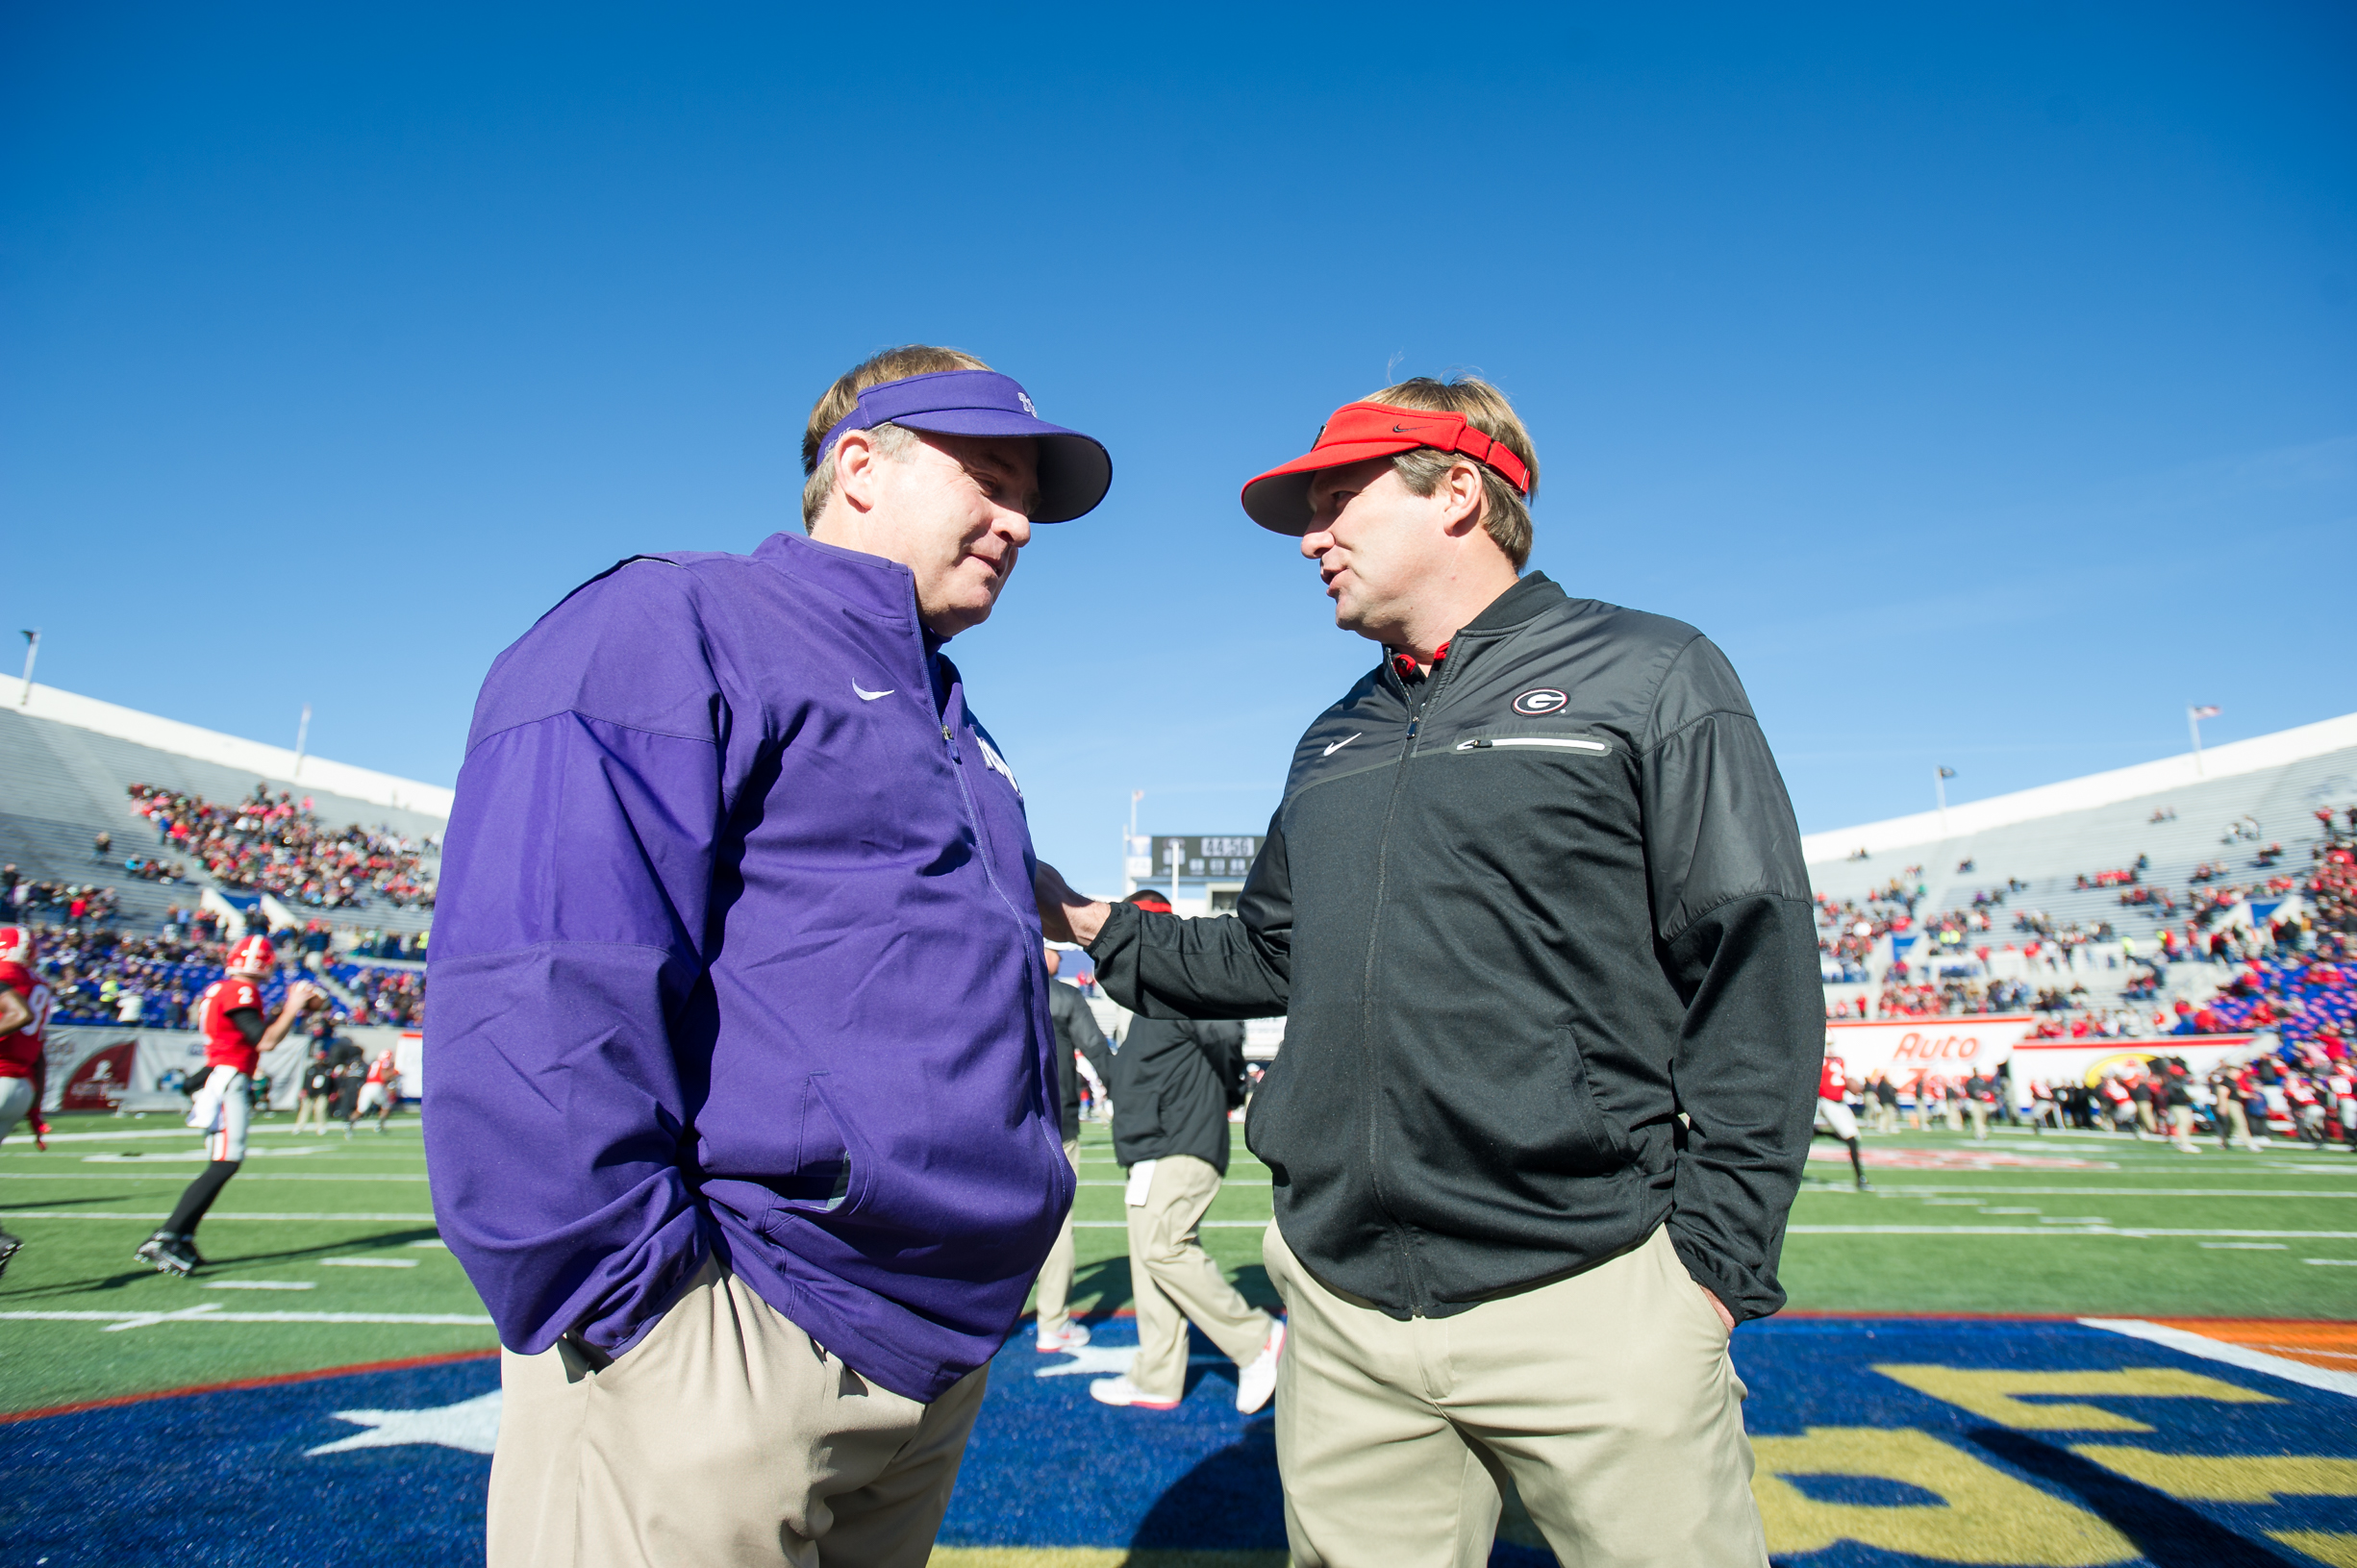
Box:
[422,531,1073,1403]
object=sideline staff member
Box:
[1038,377,1818,1568]
[429,346,1110,1568]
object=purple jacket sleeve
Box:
[424,575,729,1357]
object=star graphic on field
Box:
[1033,1345,1221,1380]
[306,1389,502,1456]
[1033,1344,1138,1379]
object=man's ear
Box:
[835,431,882,515]
[1441,460,1487,536]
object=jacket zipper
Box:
[1454,736,1609,753]
[1358,647,1471,1315]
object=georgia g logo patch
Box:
[1512,687,1568,715]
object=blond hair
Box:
[801,345,991,528]
[1364,375,1539,569]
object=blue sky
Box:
[5,3,2352,891]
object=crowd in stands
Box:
[13,898,439,1030]
[3,867,123,927]
[126,782,438,910]
[27,917,319,1028]
[332,961,426,1027]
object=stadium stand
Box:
[1805,714,2357,1033]
[0,692,446,935]
[1,685,451,1025]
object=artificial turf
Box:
[2,1111,2350,1417]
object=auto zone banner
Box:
[2010,1033,2260,1089]
[1823,1016,2040,1084]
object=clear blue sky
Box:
[5,4,2352,891]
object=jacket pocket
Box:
[763,1073,865,1218]
[1548,1026,1635,1172]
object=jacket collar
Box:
[1382,572,1567,687]
[1457,571,1566,637]
[754,531,926,629]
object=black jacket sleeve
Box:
[1641,637,1822,1323]
[1089,809,1292,1020]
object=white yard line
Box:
[205,1281,317,1290]
[0,1210,439,1222]
[0,1172,430,1182]
[0,1306,489,1331]
[2,1127,420,1147]
[319,1257,418,1268]
[2081,1318,2357,1399]
[1791,1226,2357,1238]
[1813,1187,2357,1199]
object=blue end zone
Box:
[6,1318,2353,1565]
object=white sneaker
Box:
[1089,1375,1179,1410]
[1036,1321,1092,1354]
[1236,1318,1285,1414]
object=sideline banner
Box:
[41,1026,319,1113]
[2010,1033,2259,1089]
[1823,1016,2039,1083]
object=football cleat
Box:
[0,1231,21,1279]
[134,1232,199,1277]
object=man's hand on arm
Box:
[1696,1283,1735,1332]
[1034,862,1110,947]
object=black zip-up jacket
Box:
[1089,574,1820,1323]
[1048,979,1114,1142]
[1109,1016,1248,1176]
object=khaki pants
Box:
[489,1258,987,1568]
[1872,1100,1898,1135]
[1034,1138,1084,1336]
[1125,1154,1273,1400]
[1263,1223,1765,1568]
[1966,1100,1989,1140]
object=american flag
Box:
[2190,705,2221,719]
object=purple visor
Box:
[813,368,1113,523]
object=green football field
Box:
[2,1110,2351,1417]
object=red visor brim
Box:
[1240,437,1432,535]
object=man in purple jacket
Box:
[425,344,1110,1568]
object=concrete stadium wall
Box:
[7,680,452,820]
[1800,710,2357,864]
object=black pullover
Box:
[1089,574,1821,1323]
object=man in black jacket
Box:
[1088,892,1283,1416]
[1038,377,1817,1567]
[1035,943,1113,1353]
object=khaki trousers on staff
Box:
[1125,1154,1274,1401]
[488,1258,987,1568]
[1034,1138,1084,1336]
[1263,1223,1766,1568]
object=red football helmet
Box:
[225,934,277,977]
[0,926,29,965]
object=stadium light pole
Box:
[2188,704,2219,777]
[16,629,37,708]
[1935,765,1955,837]
[292,704,312,782]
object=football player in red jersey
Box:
[0,925,58,1276]
[1814,1048,1870,1190]
[348,1044,400,1134]
[136,933,319,1276]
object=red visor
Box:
[1240,401,1532,535]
